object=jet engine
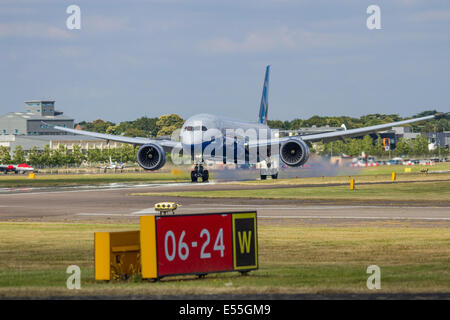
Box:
[279,138,310,167]
[137,143,166,170]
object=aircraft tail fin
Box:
[258,65,270,125]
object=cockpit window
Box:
[184,126,207,131]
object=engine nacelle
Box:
[137,143,166,170]
[279,138,310,167]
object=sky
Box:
[0,0,449,123]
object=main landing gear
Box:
[191,163,209,183]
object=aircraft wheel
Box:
[191,171,198,183]
[271,173,278,179]
[260,175,267,180]
[202,170,209,182]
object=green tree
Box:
[12,146,26,164]
[411,134,429,157]
[394,138,411,157]
[28,146,42,166]
[156,114,184,136]
[40,145,52,166]
[79,119,116,133]
[133,116,159,137]
[0,146,11,164]
[123,128,147,137]
[87,148,103,163]
[50,145,69,166]
[71,145,86,166]
[360,135,375,155]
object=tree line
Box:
[319,134,448,158]
[78,114,185,138]
[0,145,138,167]
[78,110,448,138]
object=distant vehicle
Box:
[403,159,420,165]
[351,155,378,167]
[388,157,403,165]
[259,157,279,180]
[0,163,34,174]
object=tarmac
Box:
[0,182,449,227]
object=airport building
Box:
[0,100,124,154]
[0,100,74,136]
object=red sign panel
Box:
[156,214,233,276]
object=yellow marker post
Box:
[391,172,396,181]
[140,216,158,280]
[350,179,355,190]
[28,173,35,179]
[94,232,111,281]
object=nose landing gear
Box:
[191,163,209,183]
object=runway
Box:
[0,183,449,225]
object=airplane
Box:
[0,164,16,174]
[98,156,125,173]
[0,163,34,174]
[46,65,444,182]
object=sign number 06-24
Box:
[164,228,225,261]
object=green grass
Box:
[0,172,190,187]
[359,162,450,175]
[133,180,450,203]
[0,222,449,297]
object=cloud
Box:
[198,26,366,54]
[57,46,87,58]
[408,9,450,22]
[84,15,131,34]
[0,22,71,39]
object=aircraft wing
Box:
[300,114,438,143]
[250,113,441,147]
[48,123,180,151]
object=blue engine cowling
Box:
[137,143,166,170]
[279,138,310,167]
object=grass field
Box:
[0,162,448,188]
[133,180,450,204]
[0,221,448,297]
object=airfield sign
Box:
[140,212,258,280]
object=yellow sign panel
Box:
[232,212,258,271]
[94,230,140,281]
